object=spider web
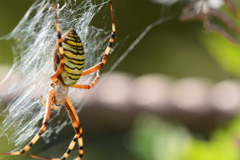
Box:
[0,0,111,151]
[0,0,178,153]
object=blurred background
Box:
[1,0,240,160]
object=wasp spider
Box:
[0,0,116,159]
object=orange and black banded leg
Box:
[0,90,55,159]
[56,131,83,160]
[26,97,83,160]
[51,0,65,83]
[71,70,100,89]
[59,97,83,160]
[81,0,116,76]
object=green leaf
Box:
[201,32,240,78]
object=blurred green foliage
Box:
[129,114,240,160]
[199,0,240,78]
[129,114,191,160]
[202,33,240,78]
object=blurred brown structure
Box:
[0,65,239,135]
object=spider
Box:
[0,0,116,160]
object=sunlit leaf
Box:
[201,32,240,78]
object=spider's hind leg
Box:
[59,97,84,160]
[0,90,55,159]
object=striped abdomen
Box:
[54,29,85,86]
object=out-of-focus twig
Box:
[180,0,240,43]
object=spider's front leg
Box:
[81,0,116,77]
[51,0,65,83]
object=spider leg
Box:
[0,90,54,158]
[71,70,100,89]
[59,97,83,160]
[7,93,81,160]
[81,0,116,76]
[18,97,80,160]
[26,97,83,160]
[51,0,65,83]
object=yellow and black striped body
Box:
[54,29,85,86]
